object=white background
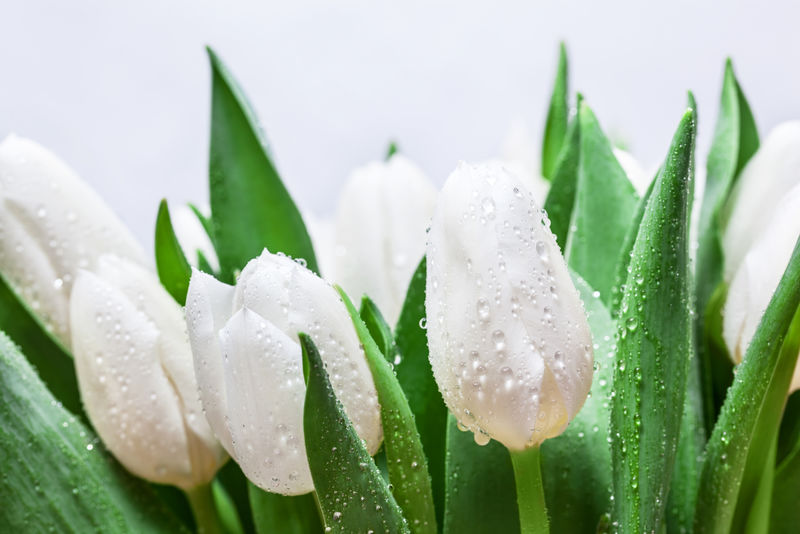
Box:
[1,1,798,250]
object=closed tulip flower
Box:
[722,123,800,392]
[333,154,436,325]
[0,135,147,347]
[70,254,225,489]
[185,249,382,495]
[425,161,593,451]
[722,121,800,281]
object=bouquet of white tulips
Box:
[1,43,799,534]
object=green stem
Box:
[186,483,225,534]
[509,446,550,534]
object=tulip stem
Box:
[186,483,225,534]
[509,446,549,534]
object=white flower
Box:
[171,204,219,272]
[332,154,436,325]
[185,250,382,495]
[70,255,224,489]
[425,162,594,450]
[613,148,650,196]
[723,184,800,392]
[0,135,147,347]
[722,121,800,281]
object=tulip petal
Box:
[426,162,593,450]
[185,269,237,454]
[70,270,194,488]
[94,255,224,482]
[333,155,436,325]
[0,135,147,347]
[234,251,382,454]
[219,308,312,495]
[722,121,800,280]
[723,184,800,390]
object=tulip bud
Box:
[613,148,650,196]
[332,154,436,325]
[722,121,800,281]
[0,135,147,347]
[185,250,382,495]
[723,183,800,392]
[171,204,219,272]
[70,255,224,489]
[426,162,594,451]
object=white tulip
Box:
[185,249,382,495]
[70,255,224,489]
[426,162,594,451]
[332,154,436,325]
[722,121,800,281]
[723,183,800,392]
[613,148,650,196]
[0,135,147,347]
[171,204,219,272]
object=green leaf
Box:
[386,141,399,160]
[207,47,318,281]
[197,250,216,276]
[0,331,185,533]
[360,296,396,361]
[394,257,448,527]
[772,392,800,532]
[155,199,193,306]
[0,270,82,418]
[543,96,581,251]
[565,101,639,304]
[248,483,322,534]
[212,479,245,534]
[301,333,409,533]
[695,59,759,433]
[540,273,614,533]
[541,42,569,181]
[609,108,696,533]
[338,287,437,533]
[442,414,519,534]
[694,237,800,533]
[610,175,655,317]
[216,461,256,534]
[667,91,706,534]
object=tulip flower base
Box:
[2,43,800,534]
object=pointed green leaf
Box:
[214,461,256,534]
[541,43,569,181]
[543,99,581,251]
[248,483,322,534]
[565,101,639,304]
[0,332,185,532]
[197,250,216,276]
[338,287,437,533]
[695,59,759,432]
[610,175,655,317]
[540,273,614,533]
[694,237,800,533]
[771,391,800,532]
[394,257,448,526]
[386,142,399,160]
[666,91,707,534]
[301,333,409,533]
[360,296,396,361]
[442,414,519,534]
[610,109,696,532]
[207,47,318,281]
[155,199,193,306]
